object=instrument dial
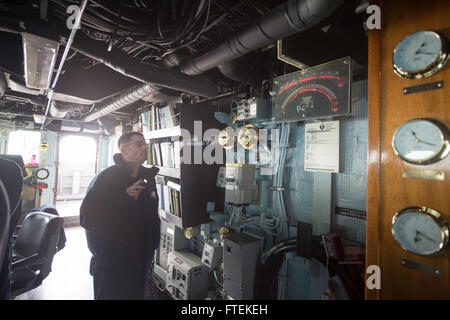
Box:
[36,168,50,180]
[237,124,258,150]
[393,31,448,79]
[392,119,449,165]
[218,127,235,150]
[392,207,449,256]
[273,57,351,122]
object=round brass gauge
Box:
[393,30,449,79]
[218,127,235,149]
[237,124,258,150]
[184,227,194,239]
[392,119,450,165]
[219,226,232,240]
[392,206,449,256]
[229,112,237,124]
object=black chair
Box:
[0,155,24,300]
[0,155,24,239]
[10,211,64,299]
[0,179,10,271]
[32,204,66,252]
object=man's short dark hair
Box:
[117,132,144,148]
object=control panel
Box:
[166,249,208,300]
[201,242,223,269]
[236,97,271,122]
[153,221,186,284]
[223,164,259,205]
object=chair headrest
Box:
[0,154,25,175]
[14,212,63,258]
[0,154,24,167]
[36,204,59,216]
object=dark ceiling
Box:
[0,0,368,131]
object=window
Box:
[7,130,41,164]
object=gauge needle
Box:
[415,230,436,243]
[411,131,439,146]
[414,42,426,55]
[418,140,439,146]
[417,51,434,55]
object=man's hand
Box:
[126,179,146,200]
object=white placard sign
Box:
[304,121,340,173]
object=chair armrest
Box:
[11,254,46,271]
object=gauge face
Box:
[392,119,449,165]
[393,31,448,79]
[218,127,235,150]
[392,207,449,256]
[273,57,351,122]
[237,124,258,150]
[36,168,49,180]
[184,227,194,239]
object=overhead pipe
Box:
[217,59,268,86]
[83,82,162,122]
[49,101,73,118]
[41,0,89,130]
[68,32,218,98]
[0,72,6,97]
[180,0,343,75]
[0,15,217,97]
[49,101,87,119]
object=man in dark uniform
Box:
[80,132,160,300]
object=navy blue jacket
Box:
[80,154,160,263]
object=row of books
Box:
[149,141,181,168]
[142,104,179,131]
[156,181,182,217]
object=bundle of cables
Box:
[254,237,365,300]
[50,0,213,61]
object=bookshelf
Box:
[146,125,181,140]
[143,102,223,229]
[154,166,180,179]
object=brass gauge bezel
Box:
[393,31,449,79]
[392,206,450,256]
[229,112,237,124]
[237,124,258,150]
[218,127,236,150]
[184,227,194,239]
[392,118,450,165]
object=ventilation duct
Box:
[0,72,6,97]
[49,101,74,118]
[180,0,343,75]
[217,59,268,86]
[83,82,162,122]
[69,32,218,98]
